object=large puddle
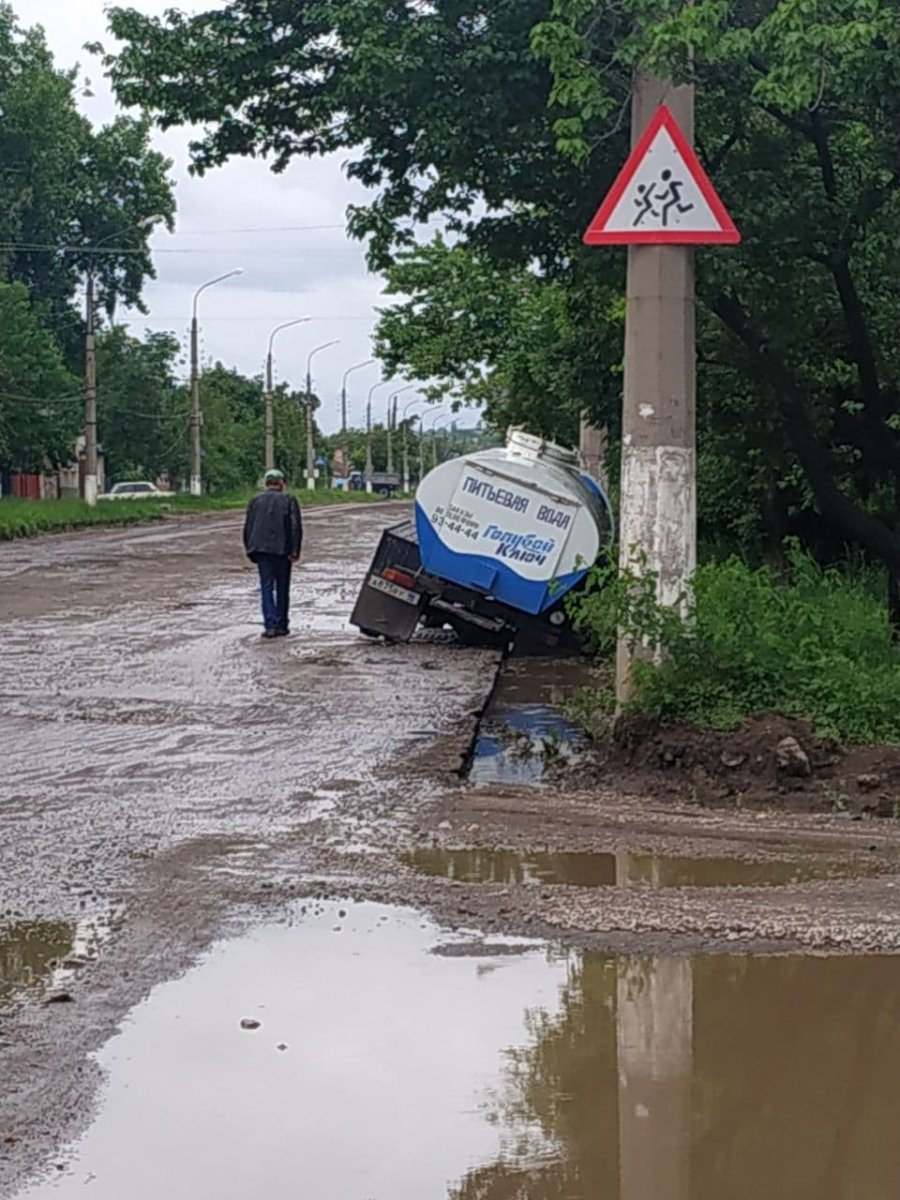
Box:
[470,657,594,785]
[16,901,900,1199]
[403,847,875,888]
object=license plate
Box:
[367,574,420,605]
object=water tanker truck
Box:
[349,428,614,649]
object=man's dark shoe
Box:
[274,628,290,638]
[262,629,277,640]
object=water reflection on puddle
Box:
[17,904,564,1199]
[0,915,109,1005]
[17,903,900,1200]
[470,657,594,786]
[404,847,867,889]
[0,921,75,1003]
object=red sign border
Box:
[583,105,741,246]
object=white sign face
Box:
[603,125,719,234]
[420,463,579,583]
[583,105,740,246]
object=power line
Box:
[164,224,346,235]
[131,315,379,323]
[0,242,364,257]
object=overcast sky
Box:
[28,0,457,435]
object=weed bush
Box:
[569,549,900,745]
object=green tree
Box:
[0,282,79,471]
[0,5,174,323]
[95,327,185,483]
[103,0,900,594]
[534,0,900,589]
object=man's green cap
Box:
[264,469,285,483]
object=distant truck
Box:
[350,428,614,649]
[367,471,402,497]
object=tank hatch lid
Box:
[506,427,578,469]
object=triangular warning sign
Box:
[583,106,740,246]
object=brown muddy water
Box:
[403,847,877,889]
[469,656,595,785]
[13,900,900,1200]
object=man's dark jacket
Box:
[243,489,303,561]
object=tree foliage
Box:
[0,3,175,476]
[104,0,900,585]
[0,283,79,471]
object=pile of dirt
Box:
[574,714,900,815]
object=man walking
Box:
[243,470,303,639]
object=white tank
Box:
[414,428,614,616]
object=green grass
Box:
[0,489,386,541]
[569,548,900,746]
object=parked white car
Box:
[99,482,168,500]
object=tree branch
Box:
[712,292,900,573]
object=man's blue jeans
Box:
[256,553,292,632]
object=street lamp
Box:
[387,384,416,476]
[366,379,394,493]
[401,394,423,493]
[424,407,449,470]
[265,318,311,473]
[191,268,244,496]
[82,215,161,506]
[305,340,339,490]
[340,359,375,483]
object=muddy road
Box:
[4,505,900,1198]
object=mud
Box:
[6,507,900,1195]
[13,899,900,1200]
[582,712,900,815]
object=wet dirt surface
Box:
[14,897,900,1200]
[0,505,500,1194]
[402,846,882,889]
[6,509,900,1195]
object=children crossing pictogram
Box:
[583,106,740,246]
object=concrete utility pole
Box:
[265,318,310,473]
[305,340,339,491]
[341,359,374,482]
[617,76,696,702]
[191,268,243,496]
[83,274,98,507]
[82,216,163,505]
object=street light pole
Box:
[305,340,339,491]
[191,268,243,496]
[387,385,415,477]
[265,317,311,473]
[401,395,422,493]
[341,359,374,483]
[365,380,395,493]
[424,407,447,471]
